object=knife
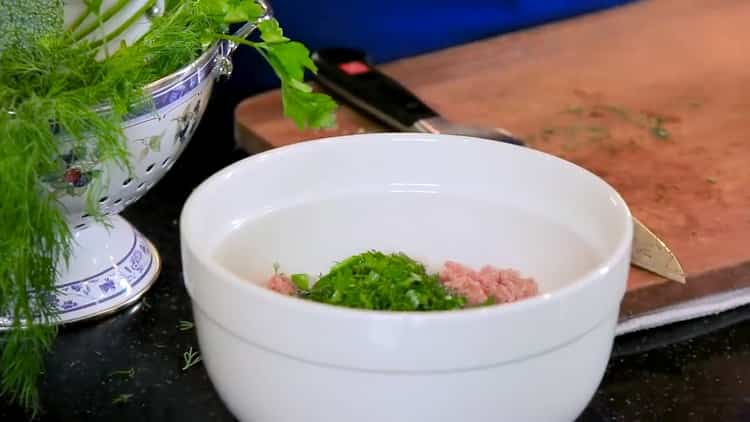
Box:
[310,47,686,283]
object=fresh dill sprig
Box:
[0,0,336,414]
[178,320,194,331]
[0,33,132,413]
[112,393,134,405]
[109,368,136,379]
[182,347,202,371]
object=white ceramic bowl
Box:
[180,133,633,422]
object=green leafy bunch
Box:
[0,0,336,414]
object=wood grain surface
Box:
[233,0,750,320]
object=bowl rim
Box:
[180,133,633,322]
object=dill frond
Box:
[0,1,335,413]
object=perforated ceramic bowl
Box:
[0,3,271,328]
[54,40,221,232]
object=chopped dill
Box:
[299,251,466,311]
[649,117,670,140]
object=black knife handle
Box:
[311,48,438,131]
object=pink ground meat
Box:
[267,274,297,296]
[439,261,539,306]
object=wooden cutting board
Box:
[233,0,750,321]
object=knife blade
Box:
[631,217,686,283]
[310,47,686,283]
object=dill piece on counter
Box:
[178,320,195,331]
[109,368,136,379]
[112,393,134,405]
[182,347,202,371]
[301,251,466,311]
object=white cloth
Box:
[616,286,750,335]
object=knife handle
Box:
[311,48,438,131]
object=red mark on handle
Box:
[339,61,370,75]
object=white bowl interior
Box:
[185,133,631,299]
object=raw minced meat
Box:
[267,274,297,296]
[439,261,538,306]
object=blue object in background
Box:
[229,0,635,95]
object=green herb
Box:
[217,27,338,129]
[140,297,151,310]
[562,106,585,115]
[0,0,336,414]
[587,126,610,142]
[597,105,670,139]
[651,126,669,139]
[301,251,466,311]
[561,104,675,141]
[182,347,202,371]
[597,104,631,121]
[178,320,194,331]
[112,393,134,405]
[109,368,136,379]
[649,117,669,140]
[290,274,310,291]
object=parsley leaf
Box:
[257,19,288,43]
[262,41,317,82]
[281,84,338,129]
[220,18,338,130]
[201,0,264,23]
[224,0,264,23]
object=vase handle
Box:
[214,0,273,80]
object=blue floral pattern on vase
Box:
[175,98,202,145]
[53,232,154,314]
[61,300,77,310]
[99,278,117,293]
[42,49,215,201]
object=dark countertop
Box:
[3,95,750,422]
